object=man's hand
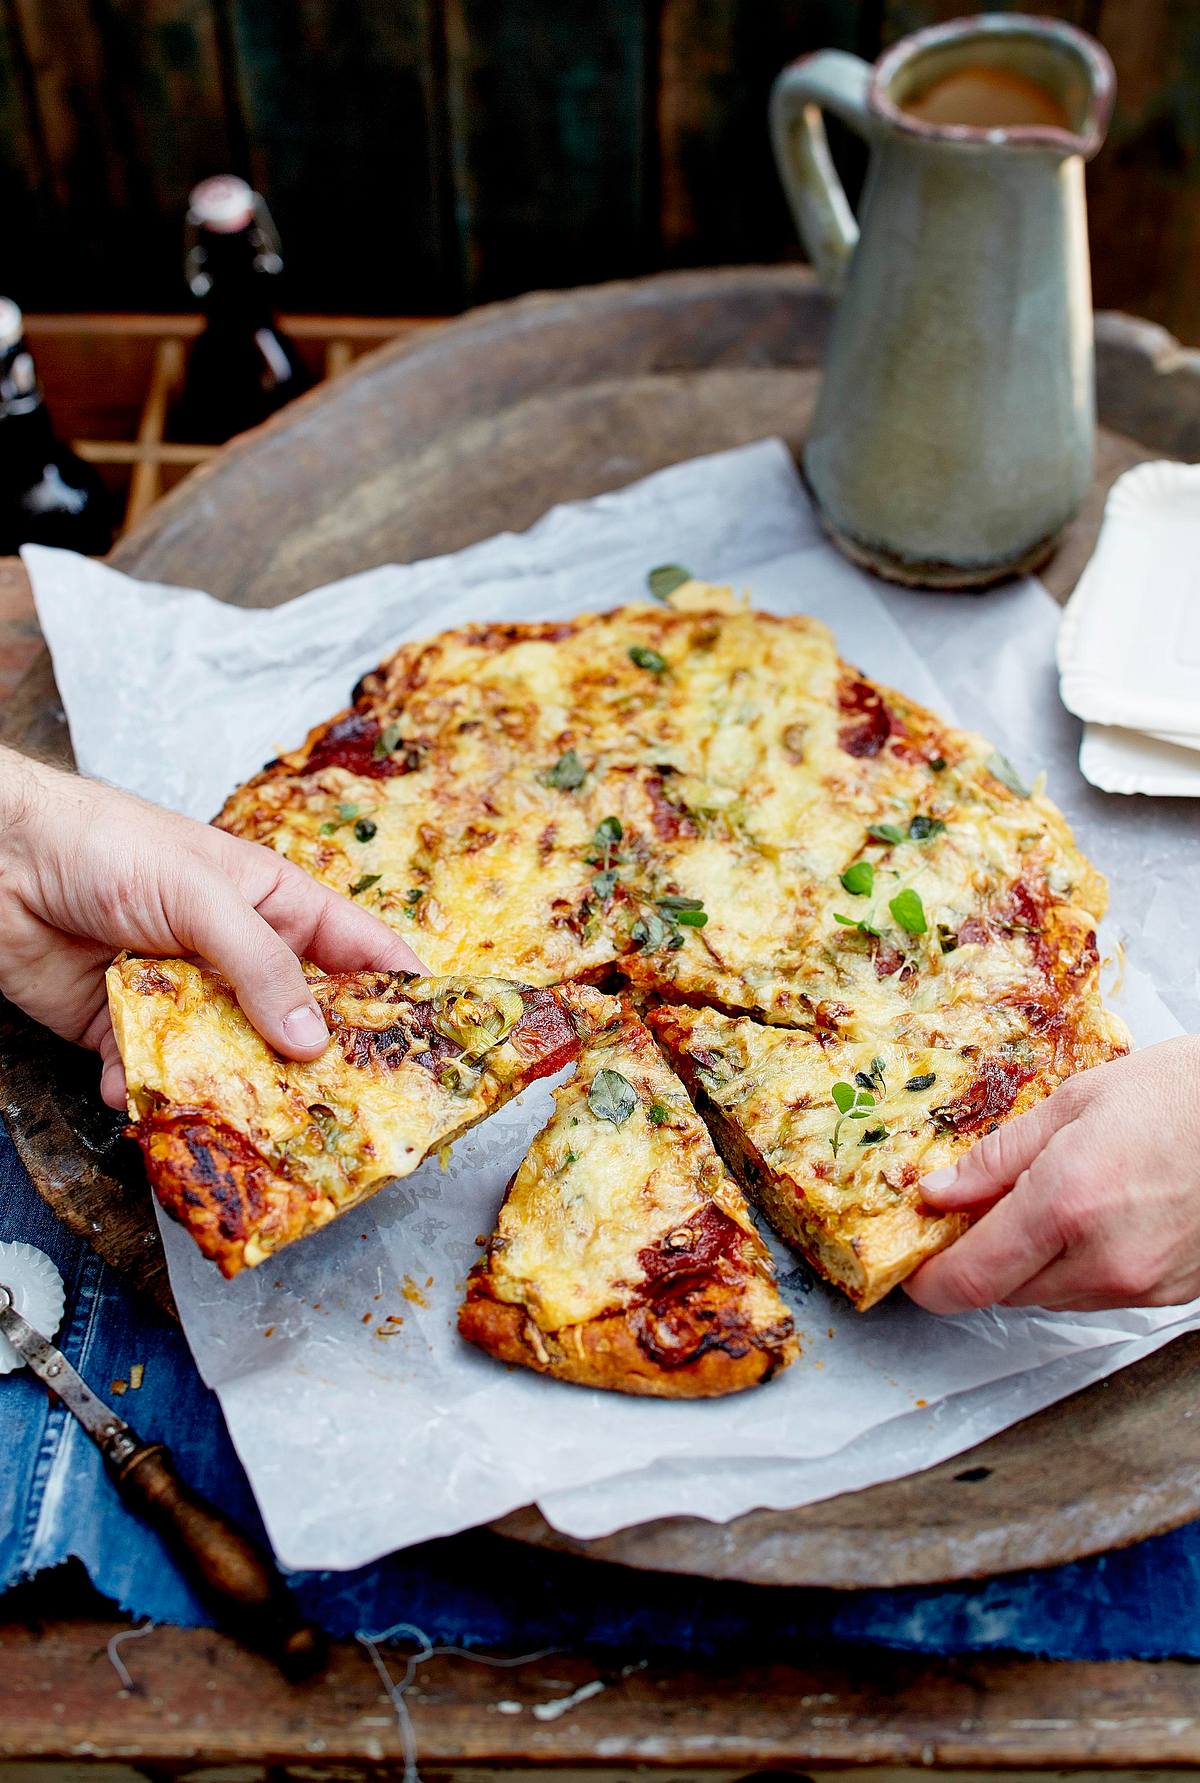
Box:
[0,747,425,1111]
[905,1037,1200,1314]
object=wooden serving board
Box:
[2,266,1197,1590]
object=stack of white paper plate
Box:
[1058,460,1200,795]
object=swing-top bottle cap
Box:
[189,176,256,234]
[0,298,24,352]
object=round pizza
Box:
[111,580,1128,1393]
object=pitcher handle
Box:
[770,50,875,294]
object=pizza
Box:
[459,998,797,1394]
[647,990,1124,1309]
[108,956,606,1277]
[114,577,1128,1351]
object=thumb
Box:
[167,858,330,1061]
[920,1087,1077,1210]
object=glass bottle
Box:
[177,176,310,444]
[0,298,113,556]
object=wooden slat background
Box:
[3,0,1199,341]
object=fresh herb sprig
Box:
[830,1081,878,1158]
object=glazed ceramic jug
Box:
[771,15,1115,587]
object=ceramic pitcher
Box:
[771,15,1115,588]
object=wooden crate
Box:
[22,314,445,534]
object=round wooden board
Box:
[2,266,1196,1590]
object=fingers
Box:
[218,836,428,975]
[166,858,332,1060]
[919,1088,1079,1211]
[79,1003,127,1111]
[98,1022,127,1111]
[903,1169,1066,1314]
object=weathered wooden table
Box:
[2,269,1199,1776]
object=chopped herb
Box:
[841,860,875,897]
[588,1067,637,1127]
[647,563,692,602]
[856,1056,887,1095]
[321,801,361,836]
[593,815,623,850]
[868,822,905,846]
[591,867,619,900]
[540,748,587,791]
[986,750,1031,798]
[647,1102,670,1126]
[354,818,378,842]
[629,644,668,674]
[929,756,947,773]
[673,908,708,927]
[373,721,404,760]
[406,887,425,903]
[905,1072,937,1092]
[859,1124,888,1146]
[657,894,704,913]
[349,873,381,897]
[908,814,945,842]
[631,908,674,952]
[890,888,927,935]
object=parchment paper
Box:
[24,441,1200,1570]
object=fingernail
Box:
[282,1003,328,1048]
[921,1166,958,1192]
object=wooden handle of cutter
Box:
[109,1439,327,1679]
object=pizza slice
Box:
[108,956,606,1277]
[648,1001,1060,1311]
[458,1000,797,1396]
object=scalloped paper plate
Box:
[1058,460,1200,748]
[1079,723,1200,798]
[0,1241,65,1374]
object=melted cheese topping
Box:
[107,956,604,1213]
[481,1008,780,1332]
[216,599,1119,1069]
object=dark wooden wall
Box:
[3,0,1199,341]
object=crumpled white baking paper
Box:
[23,440,1200,1570]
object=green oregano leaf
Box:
[907,814,945,841]
[832,1081,857,1115]
[591,868,619,900]
[841,860,875,897]
[905,1072,937,1092]
[647,1102,671,1126]
[588,1068,637,1127]
[890,888,928,935]
[540,748,586,791]
[593,815,623,849]
[354,818,377,842]
[647,564,692,602]
[629,644,668,674]
[349,873,381,897]
[868,822,905,846]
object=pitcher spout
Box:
[871,13,1115,160]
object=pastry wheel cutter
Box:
[0,1240,326,1679]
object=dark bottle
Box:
[0,298,112,556]
[176,176,310,443]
